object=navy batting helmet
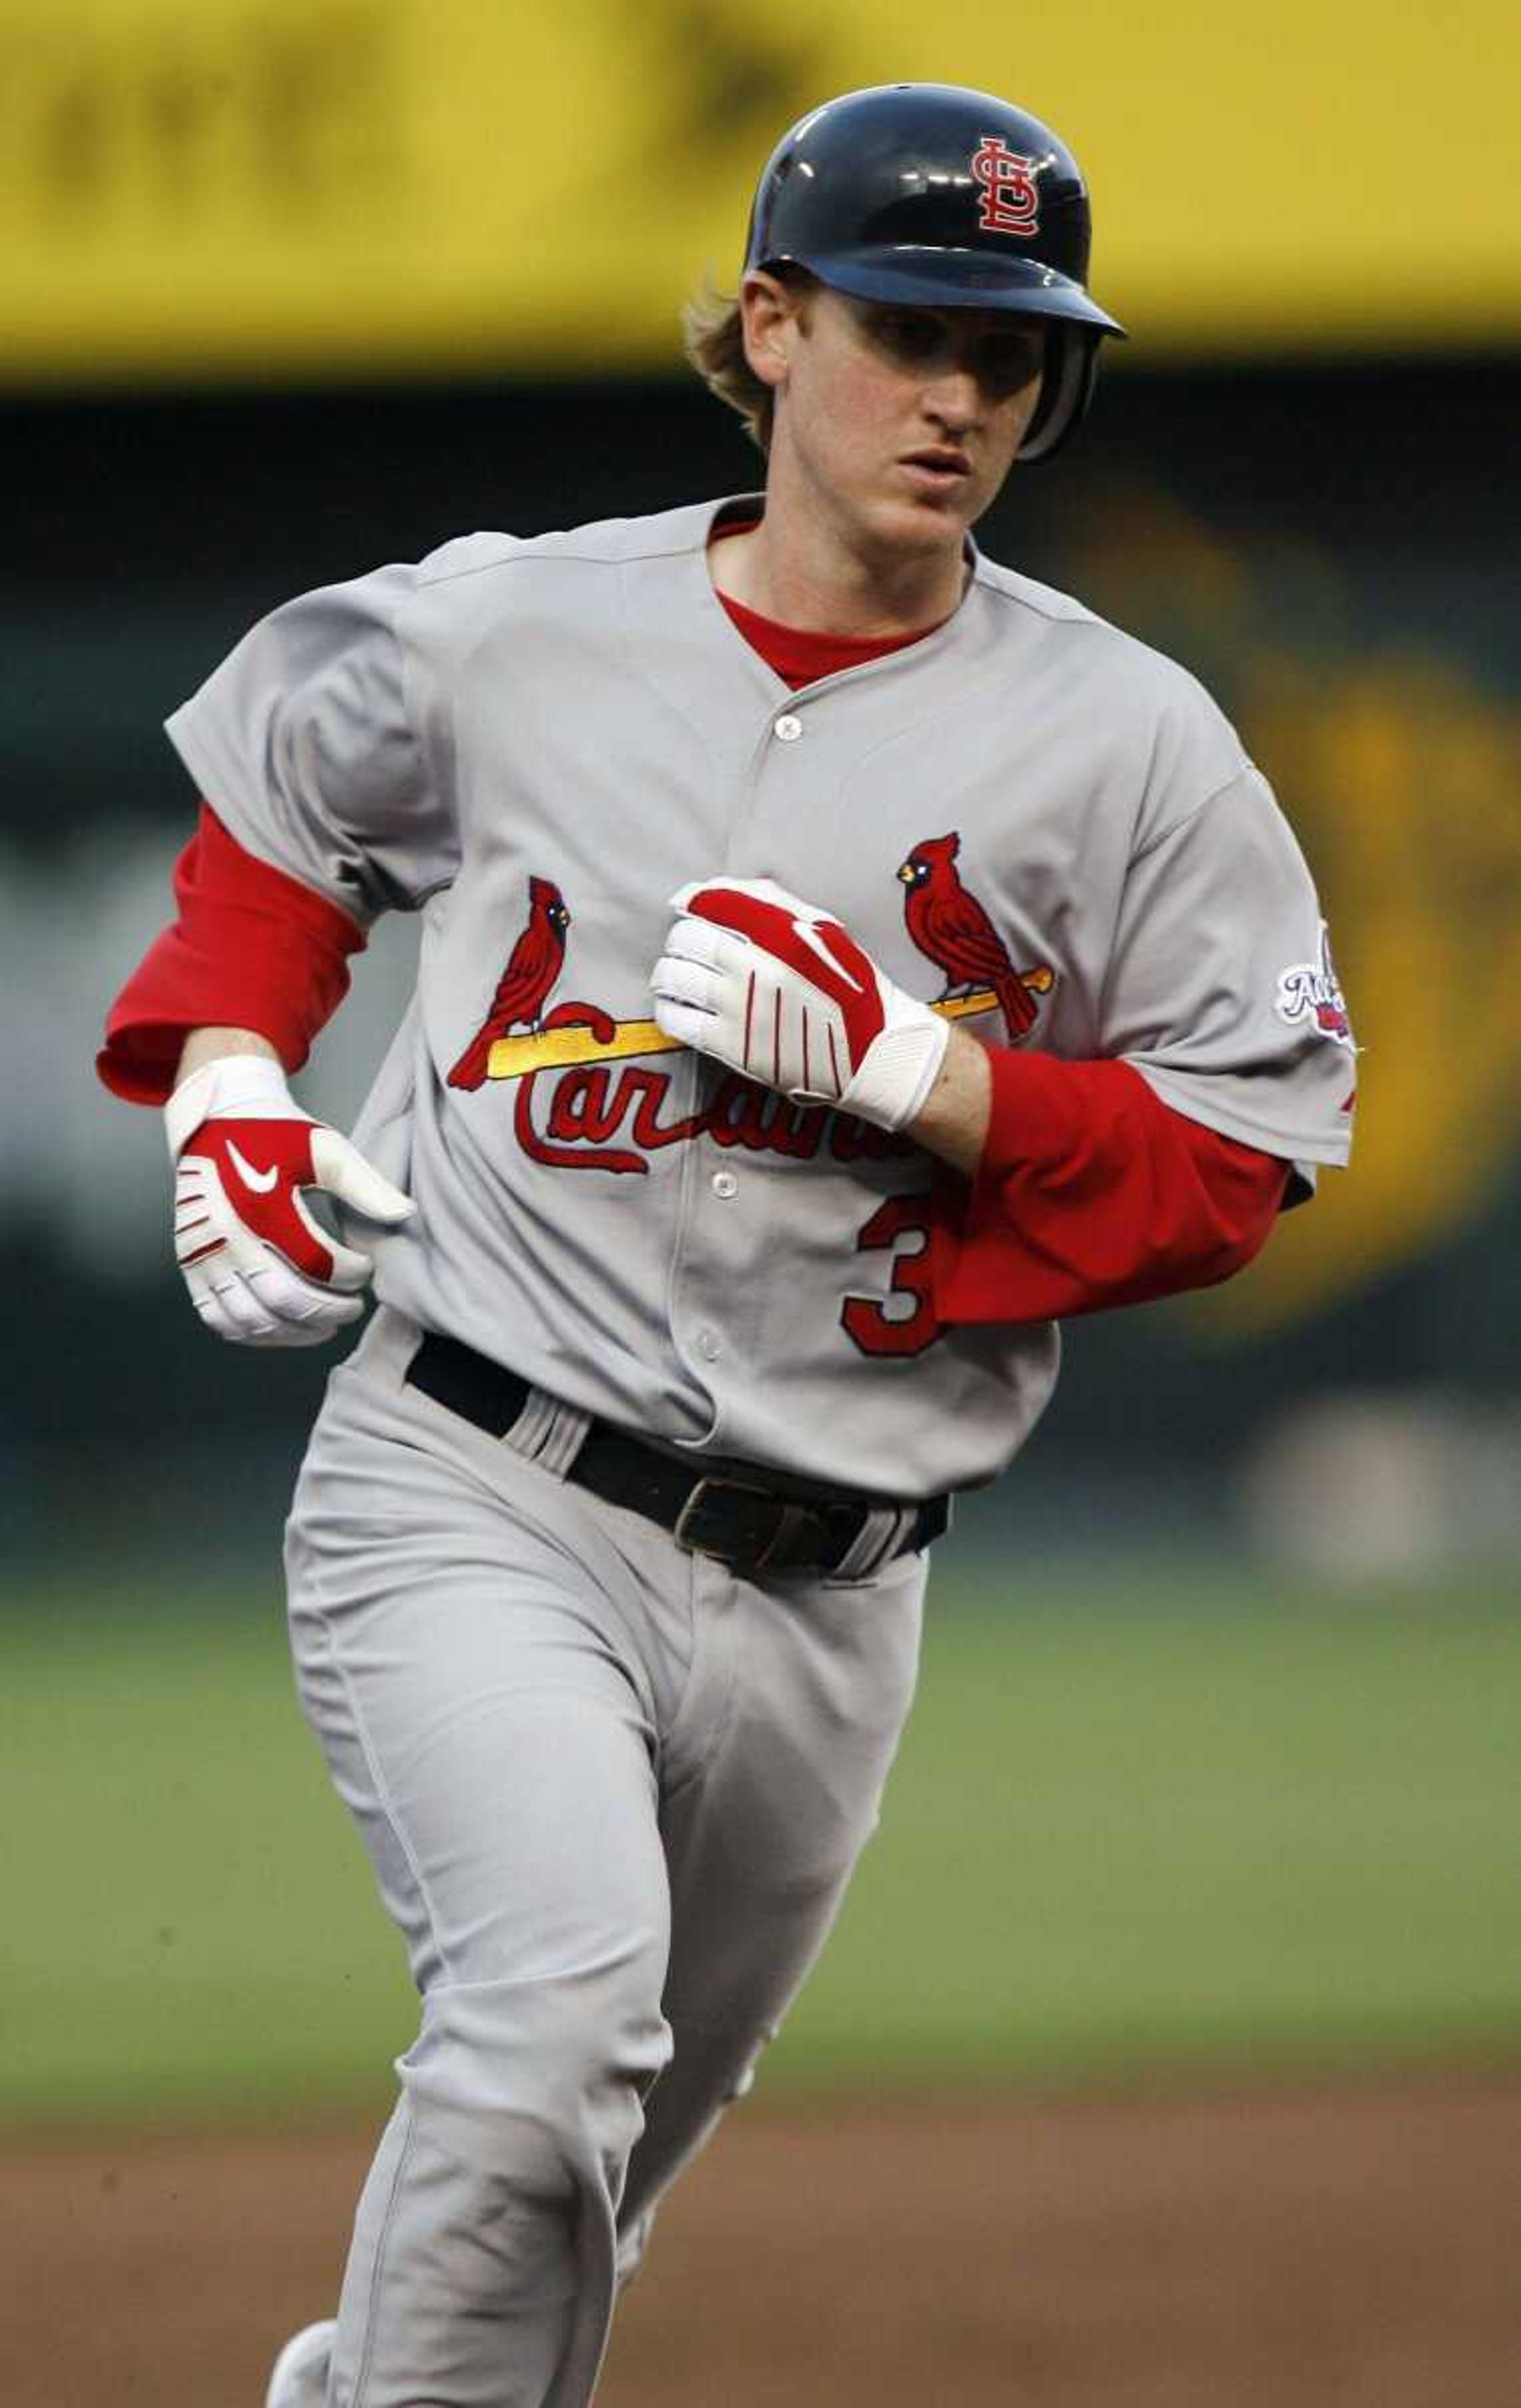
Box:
[742,83,1125,464]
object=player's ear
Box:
[739,270,807,391]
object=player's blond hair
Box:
[682,270,815,454]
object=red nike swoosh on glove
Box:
[185,1119,334,1281]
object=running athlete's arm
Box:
[108,816,414,1348]
[100,551,461,1104]
[917,758,1355,1325]
[177,1024,282,1079]
[100,806,365,1103]
[653,852,1330,1327]
[915,1028,1288,1323]
[904,1021,991,1175]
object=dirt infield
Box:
[4,2074,1517,2407]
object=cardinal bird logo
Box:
[898,832,1051,1041]
[448,875,572,1091]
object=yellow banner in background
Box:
[3,0,1518,384]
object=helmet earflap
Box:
[1018,325,1104,467]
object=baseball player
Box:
[99,83,1354,2408]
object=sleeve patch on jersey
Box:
[1274,923,1354,1048]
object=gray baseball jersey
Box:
[166,495,1353,1497]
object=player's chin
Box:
[868,480,975,551]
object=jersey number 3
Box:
[841,1193,940,1358]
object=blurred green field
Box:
[4,1564,1518,2130]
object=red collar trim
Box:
[709,520,946,691]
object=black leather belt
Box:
[405,1331,950,1578]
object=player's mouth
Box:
[898,447,972,499]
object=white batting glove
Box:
[652,877,949,1132]
[165,1055,415,1348]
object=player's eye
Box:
[871,311,944,362]
[976,334,1044,395]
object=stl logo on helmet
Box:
[970,136,1041,237]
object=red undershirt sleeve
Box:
[97,804,366,1105]
[930,1047,1290,1325]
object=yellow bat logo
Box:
[484,974,1053,1083]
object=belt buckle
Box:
[673,1476,785,1569]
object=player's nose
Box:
[921,367,983,434]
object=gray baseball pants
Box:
[284,1307,928,2408]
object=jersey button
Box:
[710,1170,738,1199]
[773,713,803,742]
[696,1329,722,1361]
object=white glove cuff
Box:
[845,1010,950,1133]
[164,1052,302,1159]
